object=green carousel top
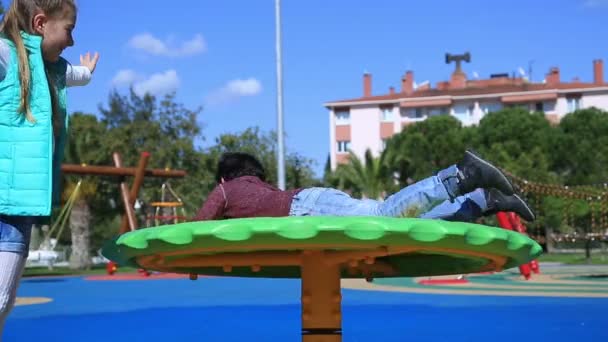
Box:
[101,216,543,278]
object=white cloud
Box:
[205,78,262,106]
[110,69,180,96]
[128,33,206,57]
[111,69,138,86]
[133,70,180,96]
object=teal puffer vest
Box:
[0,32,68,216]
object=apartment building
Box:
[324,55,608,170]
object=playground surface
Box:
[6,263,608,341]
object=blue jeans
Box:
[289,165,487,222]
[0,215,35,256]
[420,188,486,222]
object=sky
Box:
[10,0,608,177]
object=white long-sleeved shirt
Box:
[0,39,92,86]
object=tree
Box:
[286,153,319,189]
[384,115,466,185]
[98,89,206,216]
[62,112,108,269]
[205,127,319,191]
[329,149,393,200]
[474,108,558,182]
[554,108,608,185]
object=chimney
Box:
[450,72,467,89]
[363,72,372,97]
[389,86,395,95]
[401,71,414,94]
[546,67,560,86]
[594,59,604,84]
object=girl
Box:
[0,0,99,336]
[194,151,535,223]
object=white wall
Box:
[555,97,570,118]
[451,101,476,126]
[329,108,337,170]
[583,92,608,111]
[350,105,381,159]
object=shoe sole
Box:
[513,194,536,222]
[465,150,514,195]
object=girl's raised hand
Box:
[80,52,100,74]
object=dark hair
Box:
[215,152,266,183]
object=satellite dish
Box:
[518,67,526,76]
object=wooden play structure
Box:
[147,182,188,227]
[61,151,187,234]
[62,151,186,275]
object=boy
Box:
[193,151,534,222]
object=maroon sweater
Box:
[193,176,302,220]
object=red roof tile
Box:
[325,82,608,106]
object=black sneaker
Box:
[484,188,536,222]
[456,150,514,196]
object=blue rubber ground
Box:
[6,275,608,341]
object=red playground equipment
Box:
[496,211,541,279]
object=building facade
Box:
[324,58,608,170]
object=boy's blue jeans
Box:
[289,165,486,222]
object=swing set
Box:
[147,182,188,227]
[59,151,187,274]
[27,180,83,268]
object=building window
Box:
[381,107,394,121]
[567,97,581,113]
[453,105,468,116]
[381,138,388,150]
[535,102,544,112]
[337,140,351,153]
[400,108,425,119]
[481,103,502,114]
[335,110,350,125]
[428,107,448,117]
[544,101,556,112]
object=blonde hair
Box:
[0,0,76,136]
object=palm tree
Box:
[64,181,98,270]
[380,135,414,187]
[331,149,394,200]
[62,113,107,270]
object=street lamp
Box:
[275,0,286,190]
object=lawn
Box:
[23,265,137,277]
[538,252,608,265]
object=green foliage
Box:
[555,107,608,185]
[329,149,393,199]
[205,127,318,190]
[383,115,465,184]
[474,108,558,182]
[95,89,205,216]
